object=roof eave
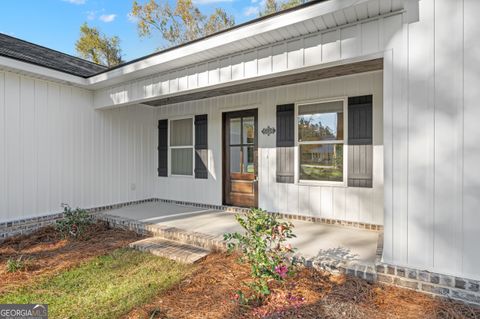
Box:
[0,55,88,87]
[85,0,370,88]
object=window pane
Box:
[298,101,343,142]
[299,144,343,182]
[230,146,241,173]
[171,148,193,175]
[170,118,193,146]
[243,146,255,173]
[243,117,255,144]
[230,118,241,145]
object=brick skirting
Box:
[375,263,480,306]
[0,198,157,241]
[0,213,64,240]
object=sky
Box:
[0,0,266,62]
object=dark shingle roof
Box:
[0,33,107,78]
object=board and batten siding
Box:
[382,0,480,281]
[93,12,395,109]
[0,70,156,223]
[154,71,384,226]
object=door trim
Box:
[222,108,258,208]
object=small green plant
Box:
[55,205,92,239]
[6,256,26,273]
[224,208,298,304]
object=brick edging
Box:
[0,213,64,241]
[0,198,157,241]
[375,263,480,305]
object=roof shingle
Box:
[0,33,107,78]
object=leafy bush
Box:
[224,208,298,304]
[55,205,92,239]
[6,256,26,273]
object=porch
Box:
[98,201,380,270]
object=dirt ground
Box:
[0,222,143,294]
[126,253,480,319]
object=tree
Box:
[259,0,306,16]
[75,23,123,67]
[130,0,235,47]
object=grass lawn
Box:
[0,248,192,319]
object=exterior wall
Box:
[154,71,384,225]
[0,70,156,223]
[383,0,480,281]
[93,12,396,109]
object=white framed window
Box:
[295,98,347,185]
[169,117,194,176]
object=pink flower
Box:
[275,264,288,278]
[285,243,292,251]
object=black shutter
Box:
[348,95,373,188]
[158,119,168,177]
[194,114,208,179]
[276,104,295,183]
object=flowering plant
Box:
[224,208,298,303]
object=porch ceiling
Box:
[144,58,383,107]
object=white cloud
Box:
[99,14,117,23]
[63,0,86,4]
[193,0,233,4]
[127,13,139,23]
[244,6,259,17]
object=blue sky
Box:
[0,0,264,62]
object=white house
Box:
[1,0,479,304]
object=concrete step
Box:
[129,237,210,264]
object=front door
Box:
[223,109,258,208]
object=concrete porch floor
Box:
[107,202,380,266]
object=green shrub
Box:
[224,208,298,304]
[6,256,26,273]
[55,205,92,239]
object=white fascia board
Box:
[86,0,370,87]
[0,56,87,87]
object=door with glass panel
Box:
[223,109,258,208]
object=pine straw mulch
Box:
[125,253,480,319]
[0,221,144,294]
